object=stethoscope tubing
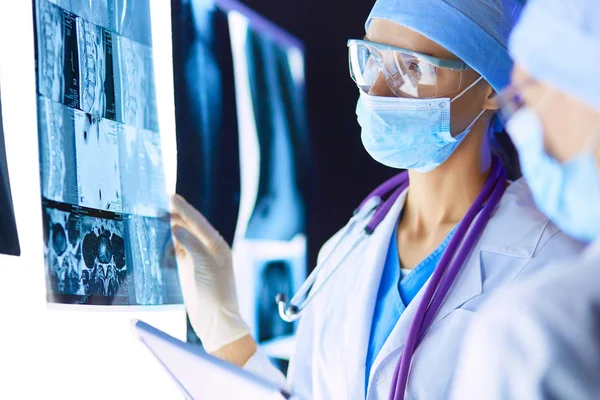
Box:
[389,160,507,400]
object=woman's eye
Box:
[371,52,383,64]
[407,62,422,77]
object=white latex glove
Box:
[170,194,249,353]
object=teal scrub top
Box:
[365,223,457,388]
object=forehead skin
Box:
[365,18,460,60]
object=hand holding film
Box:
[170,194,249,353]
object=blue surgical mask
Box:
[506,106,600,242]
[357,77,485,173]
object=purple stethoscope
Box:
[277,158,507,400]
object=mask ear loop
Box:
[463,109,487,132]
[450,76,484,103]
[536,88,600,158]
[448,75,486,136]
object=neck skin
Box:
[400,118,493,234]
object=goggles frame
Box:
[347,39,471,71]
[348,39,473,98]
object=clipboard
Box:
[132,320,291,400]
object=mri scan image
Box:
[35,0,80,108]
[118,125,169,216]
[258,262,294,342]
[37,97,79,206]
[48,0,152,46]
[36,0,117,118]
[47,0,110,29]
[77,19,117,119]
[43,203,128,303]
[34,0,181,305]
[42,203,182,305]
[126,215,182,305]
[73,110,122,212]
[110,0,153,46]
[113,35,159,131]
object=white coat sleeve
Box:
[450,236,600,400]
[285,298,315,400]
[284,228,346,398]
[450,287,600,400]
[243,347,289,391]
[242,309,315,400]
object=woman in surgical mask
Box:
[170,0,585,398]
[450,0,600,398]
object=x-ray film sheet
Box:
[34,0,181,305]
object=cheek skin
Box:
[539,106,578,162]
[449,74,488,136]
[540,94,600,162]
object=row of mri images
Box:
[171,0,312,368]
[34,0,182,305]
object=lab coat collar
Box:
[343,188,408,400]
[478,178,551,258]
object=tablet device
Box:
[132,320,291,400]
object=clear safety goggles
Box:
[348,39,472,99]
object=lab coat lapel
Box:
[367,223,484,388]
[343,190,407,399]
[425,242,482,329]
[367,275,426,387]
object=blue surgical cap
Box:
[366,0,525,94]
[510,0,600,111]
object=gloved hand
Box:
[170,194,249,353]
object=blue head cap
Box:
[366,0,526,94]
[510,0,600,111]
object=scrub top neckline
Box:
[399,224,459,286]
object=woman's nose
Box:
[368,72,395,97]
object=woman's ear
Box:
[483,85,501,111]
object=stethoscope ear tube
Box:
[275,173,412,324]
[276,228,371,322]
[275,196,383,323]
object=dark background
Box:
[237,0,395,268]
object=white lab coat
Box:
[450,240,600,400]
[244,178,585,400]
